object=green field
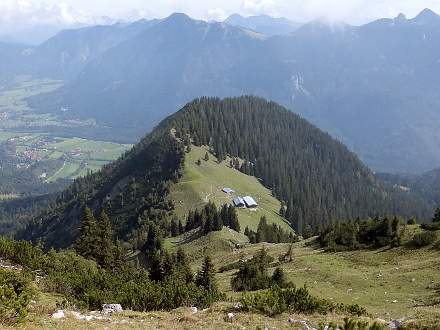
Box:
[0,79,133,184]
[193,225,439,325]
[169,145,292,233]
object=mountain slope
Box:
[25,9,440,173]
[28,13,266,136]
[19,96,429,248]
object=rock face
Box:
[102,304,123,313]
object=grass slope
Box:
[208,225,440,324]
[169,145,292,233]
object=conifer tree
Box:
[75,207,99,260]
[204,152,209,161]
[271,267,286,287]
[149,252,164,282]
[162,251,175,278]
[176,247,193,283]
[196,255,217,292]
[97,210,116,268]
[229,205,240,232]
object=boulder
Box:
[102,304,123,313]
[52,310,65,319]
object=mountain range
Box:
[1,10,440,173]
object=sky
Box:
[1,0,440,29]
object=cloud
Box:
[241,0,277,15]
[206,8,228,21]
[0,0,109,27]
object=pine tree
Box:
[176,247,193,283]
[271,267,286,287]
[97,210,116,268]
[229,205,240,232]
[149,252,164,282]
[75,207,99,260]
[162,251,175,278]
[204,152,209,161]
[196,255,217,292]
[213,212,223,231]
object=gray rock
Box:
[102,304,123,313]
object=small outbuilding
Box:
[233,197,245,208]
[222,187,235,194]
[243,196,258,209]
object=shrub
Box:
[420,222,440,231]
[413,231,437,247]
[240,285,367,317]
[0,270,34,325]
[407,219,416,225]
[231,248,292,292]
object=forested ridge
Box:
[17,96,429,248]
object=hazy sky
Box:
[1,0,440,27]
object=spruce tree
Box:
[196,255,217,292]
[97,210,115,268]
[162,251,175,278]
[228,205,240,232]
[271,267,286,287]
[75,207,99,260]
[176,247,193,283]
[149,252,164,282]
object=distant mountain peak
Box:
[165,12,193,22]
[413,8,440,24]
[395,13,407,21]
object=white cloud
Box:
[0,0,109,27]
[241,0,277,15]
[206,8,228,21]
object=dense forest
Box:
[15,96,431,249]
[19,133,185,247]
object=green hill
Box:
[18,96,430,248]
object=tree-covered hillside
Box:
[19,96,430,247]
[167,97,430,232]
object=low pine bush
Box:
[413,231,437,247]
[0,270,34,325]
[240,285,367,317]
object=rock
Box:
[392,299,398,303]
[52,310,65,319]
[102,304,123,313]
[411,278,416,282]
[388,318,405,329]
[191,306,198,314]
[71,311,85,320]
[234,302,243,310]
[227,312,234,321]
[287,318,316,330]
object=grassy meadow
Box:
[169,145,292,233]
